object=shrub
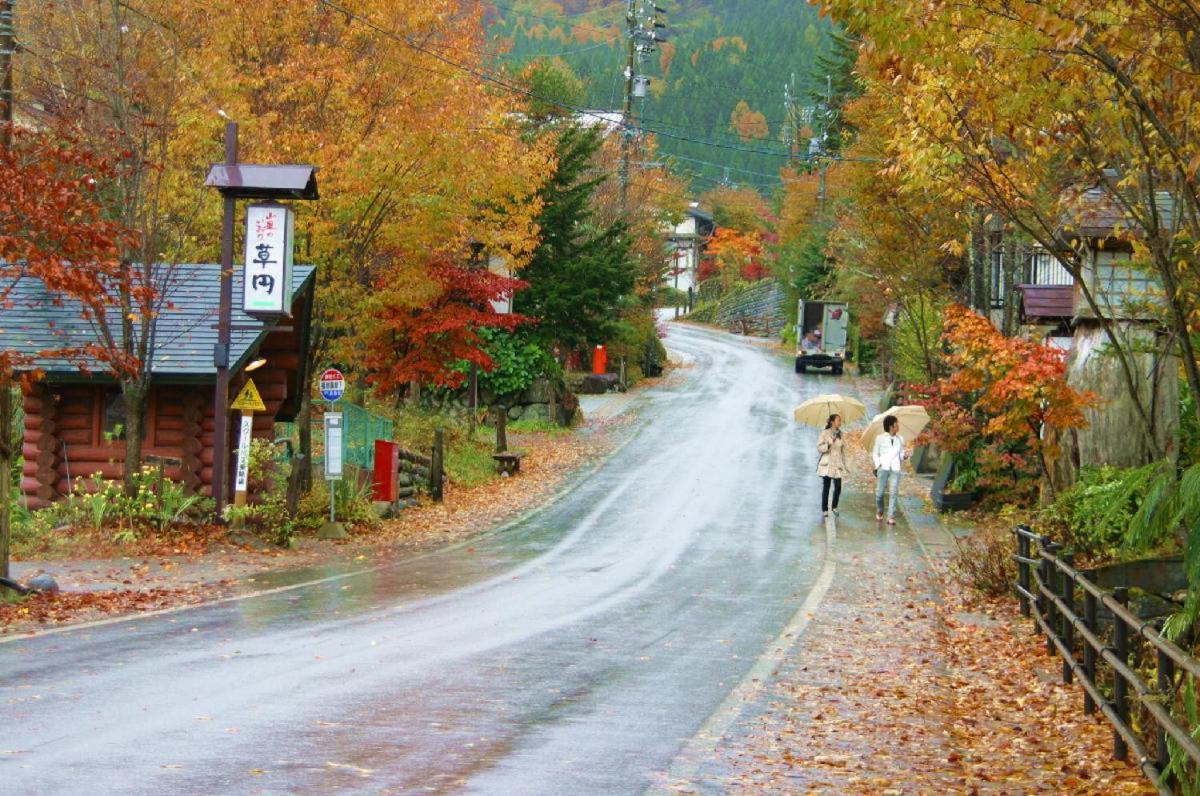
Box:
[951,522,1017,597]
[223,439,296,545]
[1042,466,1146,559]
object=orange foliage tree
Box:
[363,257,529,392]
[912,305,1095,503]
[1,126,133,578]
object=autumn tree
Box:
[817,0,1200,459]
[729,100,769,143]
[18,0,208,495]
[915,305,1096,504]
[0,126,131,580]
[170,0,551,482]
[363,257,528,393]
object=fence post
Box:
[1016,528,1031,618]
[1034,536,1048,639]
[1112,586,1130,761]
[1042,538,1059,654]
[1060,553,1075,684]
[1083,573,1098,715]
[430,428,444,503]
[1157,648,1175,781]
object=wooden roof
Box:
[1061,186,1176,240]
[1016,284,1074,321]
[1,264,315,379]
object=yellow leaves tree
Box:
[729,100,769,143]
[823,0,1200,445]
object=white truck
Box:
[795,300,849,375]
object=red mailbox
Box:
[373,440,400,502]
[592,344,608,375]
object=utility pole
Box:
[619,1,666,210]
[0,0,13,583]
[817,74,831,214]
[211,122,238,516]
[619,0,637,210]
[1,0,14,152]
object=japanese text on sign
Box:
[319,368,345,402]
[324,413,344,480]
[234,415,254,493]
[243,203,294,316]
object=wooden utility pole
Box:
[618,0,636,210]
[211,122,237,516]
[1,0,16,581]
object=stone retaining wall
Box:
[687,279,788,337]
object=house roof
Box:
[1,264,315,379]
[1016,284,1074,321]
[1061,186,1176,239]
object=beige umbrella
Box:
[860,405,931,450]
[792,393,868,428]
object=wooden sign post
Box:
[229,378,266,525]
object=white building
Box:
[663,206,715,295]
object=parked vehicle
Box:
[795,300,849,375]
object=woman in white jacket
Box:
[871,415,908,524]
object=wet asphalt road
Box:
[1,322,845,795]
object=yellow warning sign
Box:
[231,378,266,413]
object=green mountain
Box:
[486,1,835,194]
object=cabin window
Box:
[102,390,127,442]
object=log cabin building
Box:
[2,264,315,508]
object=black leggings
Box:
[821,476,842,512]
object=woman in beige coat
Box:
[816,413,848,517]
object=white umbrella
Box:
[792,393,868,428]
[860,405,931,450]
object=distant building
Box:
[664,206,715,294]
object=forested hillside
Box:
[487,0,834,194]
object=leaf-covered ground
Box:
[661,508,1152,794]
[4,422,619,635]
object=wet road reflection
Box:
[1,323,843,795]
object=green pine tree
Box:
[518,125,636,349]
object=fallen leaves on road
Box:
[366,427,613,551]
[672,532,1152,794]
[0,585,224,634]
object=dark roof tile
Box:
[1,264,314,378]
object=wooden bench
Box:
[492,451,526,475]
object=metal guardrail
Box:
[1012,526,1200,793]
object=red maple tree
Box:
[1,125,134,579]
[364,256,530,394]
[912,304,1095,502]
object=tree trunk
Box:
[296,389,313,495]
[0,371,12,581]
[121,380,149,497]
[494,405,508,453]
[1001,238,1020,337]
[970,210,988,313]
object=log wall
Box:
[19,345,294,506]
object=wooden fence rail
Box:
[1012,525,1200,793]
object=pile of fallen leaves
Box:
[695,535,1152,794]
[1,585,224,635]
[17,521,242,561]
[367,426,613,551]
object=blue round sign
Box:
[319,368,345,402]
